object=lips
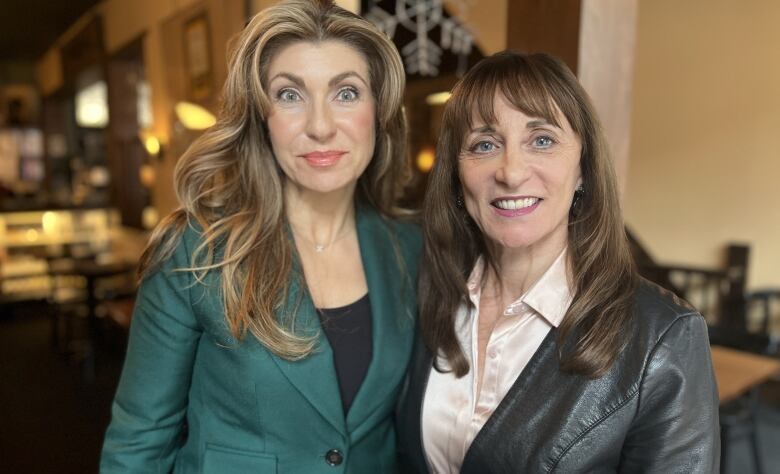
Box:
[490,196,541,217]
[301,150,346,167]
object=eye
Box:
[277,88,301,103]
[532,135,555,149]
[468,140,497,154]
[336,87,359,102]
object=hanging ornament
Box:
[364,0,474,77]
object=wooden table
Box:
[50,258,136,381]
[711,345,780,403]
[711,345,779,474]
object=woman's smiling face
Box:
[458,93,582,256]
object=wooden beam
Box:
[506,0,582,73]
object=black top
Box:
[317,293,373,416]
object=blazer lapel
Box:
[268,266,347,436]
[346,206,415,434]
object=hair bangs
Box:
[422,50,638,379]
[447,55,571,157]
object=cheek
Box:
[265,115,298,179]
[458,164,483,201]
[539,161,581,195]
[266,114,289,149]
[344,104,376,144]
[458,167,483,222]
[266,110,305,150]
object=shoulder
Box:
[606,278,708,380]
[180,217,205,256]
[141,214,207,279]
[631,278,703,338]
[619,279,710,378]
[614,288,719,473]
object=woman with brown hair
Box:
[396,51,719,473]
[100,1,420,472]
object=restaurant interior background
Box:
[1,0,779,472]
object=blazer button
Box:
[325,449,343,466]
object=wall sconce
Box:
[416,146,435,173]
[144,136,161,157]
[174,101,217,130]
[425,91,451,106]
[139,132,162,186]
[139,131,165,162]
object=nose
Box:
[495,146,530,187]
[305,99,337,142]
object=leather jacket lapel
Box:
[461,328,559,472]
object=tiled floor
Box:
[1,309,778,473]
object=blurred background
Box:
[1,0,779,472]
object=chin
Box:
[496,237,536,250]
[481,224,534,247]
[299,175,358,195]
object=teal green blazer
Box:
[100,206,421,473]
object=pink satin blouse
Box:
[421,250,573,473]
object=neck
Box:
[484,232,568,302]
[284,181,357,245]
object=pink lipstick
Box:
[490,196,541,217]
[301,150,346,168]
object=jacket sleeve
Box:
[619,313,720,473]
[100,235,202,473]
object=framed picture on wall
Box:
[183,13,213,100]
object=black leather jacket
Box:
[397,280,720,473]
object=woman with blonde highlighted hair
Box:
[101,1,420,472]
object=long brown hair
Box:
[420,51,638,378]
[139,0,408,360]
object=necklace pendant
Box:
[314,244,326,252]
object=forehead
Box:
[267,40,369,81]
[468,92,570,131]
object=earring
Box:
[455,194,465,209]
[571,185,585,215]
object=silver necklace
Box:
[292,225,354,253]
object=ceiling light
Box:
[175,101,216,130]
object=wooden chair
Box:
[746,289,780,352]
[639,263,730,324]
[47,258,89,356]
[627,232,780,471]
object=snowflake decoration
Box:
[365,0,474,76]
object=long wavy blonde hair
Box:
[139,0,408,359]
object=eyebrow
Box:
[329,71,369,88]
[526,119,558,129]
[469,125,496,134]
[470,119,559,133]
[268,71,369,89]
[268,72,305,88]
